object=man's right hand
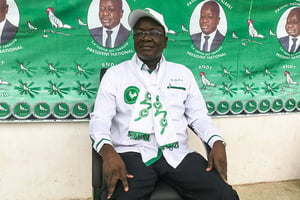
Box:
[100,144,134,199]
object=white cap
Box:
[128,8,168,33]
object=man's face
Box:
[199,4,220,35]
[0,0,8,22]
[285,11,300,37]
[99,0,123,29]
[133,18,167,62]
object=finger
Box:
[206,154,214,171]
[106,177,117,199]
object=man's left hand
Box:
[206,140,228,182]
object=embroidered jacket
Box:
[89,54,224,168]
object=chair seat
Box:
[150,181,182,200]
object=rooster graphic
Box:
[46,7,72,29]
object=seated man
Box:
[89,8,239,200]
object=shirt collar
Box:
[133,54,165,73]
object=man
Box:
[191,1,224,52]
[89,0,130,48]
[0,0,18,44]
[89,8,239,200]
[279,7,300,53]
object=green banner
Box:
[0,0,300,120]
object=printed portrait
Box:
[277,6,300,53]
[189,0,227,52]
[0,0,19,45]
[87,0,131,48]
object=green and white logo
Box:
[13,102,31,119]
[258,99,271,113]
[245,100,257,114]
[206,101,215,115]
[0,102,11,119]
[284,98,296,112]
[72,102,89,118]
[33,102,51,119]
[271,99,283,112]
[53,102,70,119]
[231,100,244,114]
[216,101,230,115]
[124,86,140,104]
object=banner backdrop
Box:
[0,0,300,120]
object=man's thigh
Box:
[161,152,239,200]
[111,152,158,200]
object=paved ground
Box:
[82,179,300,200]
[233,180,300,200]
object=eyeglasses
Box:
[133,30,164,38]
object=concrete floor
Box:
[84,180,300,200]
[233,180,300,200]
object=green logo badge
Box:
[13,102,31,119]
[124,86,139,104]
[72,102,89,118]
[245,100,257,114]
[33,102,51,119]
[271,99,283,112]
[284,98,296,112]
[216,101,230,115]
[53,102,70,119]
[258,99,271,113]
[0,102,11,119]
[231,100,244,114]
[206,101,215,115]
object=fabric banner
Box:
[0,0,299,120]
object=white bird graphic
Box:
[0,104,7,111]
[181,24,189,32]
[27,21,38,30]
[0,78,11,85]
[248,19,264,38]
[269,28,276,36]
[232,31,239,39]
[58,104,67,111]
[46,7,72,29]
[19,104,28,111]
[284,71,298,85]
[200,72,216,88]
[39,104,48,111]
[129,91,137,99]
[78,17,87,26]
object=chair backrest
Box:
[91,68,211,200]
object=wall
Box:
[1,113,300,200]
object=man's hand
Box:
[100,144,134,199]
[206,140,228,182]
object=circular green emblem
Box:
[284,98,296,112]
[206,101,215,115]
[271,99,283,112]
[245,100,257,114]
[216,101,230,115]
[13,102,31,119]
[53,102,70,119]
[124,86,140,104]
[231,100,244,114]
[297,100,300,111]
[72,102,89,118]
[258,99,271,113]
[0,102,11,119]
[33,102,51,119]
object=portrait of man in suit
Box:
[0,0,18,45]
[190,0,225,52]
[89,0,130,48]
[278,7,300,53]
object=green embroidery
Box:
[154,96,168,134]
[128,131,150,141]
[134,92,152,121]
[124,86,140,104]
[159,142,179,151]
[167,86,186,91]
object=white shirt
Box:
[89,54,224,168]
[201,30,217,51]
[102,24,120,48]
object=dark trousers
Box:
[111,152,239,200]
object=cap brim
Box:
[128,9,162,30]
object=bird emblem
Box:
[46,7,72,29]
[27,21,38,30]
[78,17,87,26]
[200,72,216,88]
[248,19,264,38]
[284,71,298,86]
